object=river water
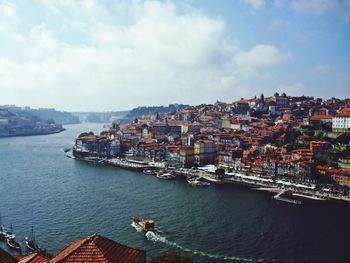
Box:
[0,123,349,263]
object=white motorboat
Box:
[187,177,211,186]
[156,173,176,180]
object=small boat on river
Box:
[132,217,155,232]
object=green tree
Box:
[215,168,226,177]
[319,122,332,132]
[79,131,94,138]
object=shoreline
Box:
[0,128,66,138]
[71,154,350,204]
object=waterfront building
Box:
[331,170,350,187]
[194,139,216,166]
[74,135,121,158]
[179,146,195,167]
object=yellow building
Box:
[331,173,350,187]
[194,140,216,166]
[180,146,194,167]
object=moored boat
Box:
[132,217,155,232]
[142,168,160,176]
[0,223,16,241]
[187,177,211,186]
[156,173,176,180]
[7,237,21,250]
[25,226,40,251]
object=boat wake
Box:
[144,231,295,262]
[130,222,143,232]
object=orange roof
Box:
[309,115,333,121]
[50,234,145,263]
[340,107,350,113]
[19,252,50,263]
[336,113,350,117]
[79,135,98,141]
[336,107,350,117]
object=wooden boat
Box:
[7,237,21,250]
[25,226,40,251]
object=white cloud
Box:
[233,45,291,68]
[0,1,291,111]
[243,0,265,10]
[0,0,18,21]
[0,0,19,32]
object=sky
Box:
[0,0,349,111]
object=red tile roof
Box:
[336,107,350,117]
[336,113,350,117]
[49,234,145,263]
[0,247,18,263]
[309,114,333,121]
[19,252,50,263]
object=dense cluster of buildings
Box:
[74,93,350,189]
[0,108,64,137]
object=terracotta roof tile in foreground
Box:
[0,247,18,263]
[18,252,50,263]
[49,234,145,263]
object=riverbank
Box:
[71,155,350,204]
[0,128,65,138]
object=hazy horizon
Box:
[1,0,349,112]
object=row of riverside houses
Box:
[73,93,350,192]
[0,234,146,263]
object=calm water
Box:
[0,123,349,263]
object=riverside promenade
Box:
[72,155,350,204]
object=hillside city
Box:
[0,108,65,137]
[73,92,350,194]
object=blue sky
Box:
[0,0,349,111]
